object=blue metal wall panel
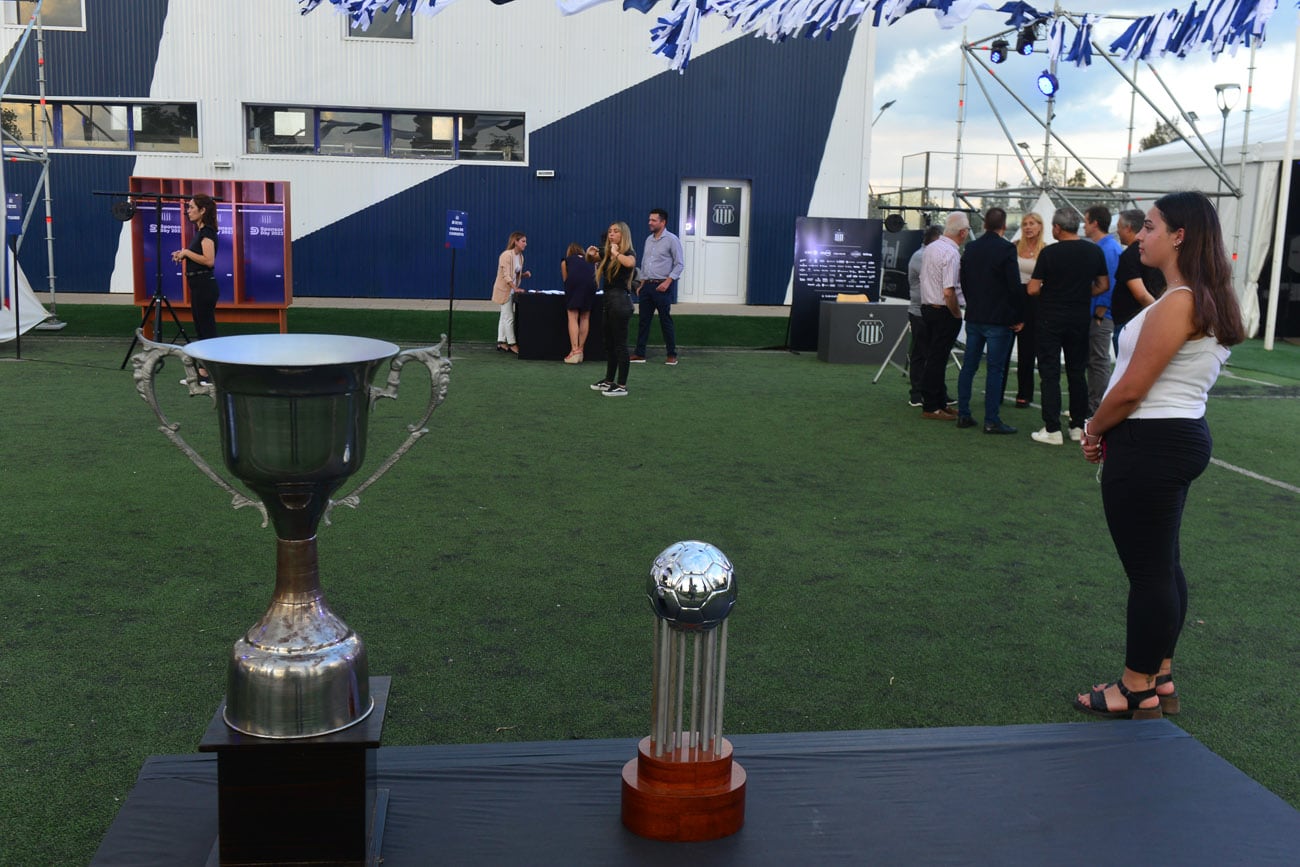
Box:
[2,0,170,292]
[293,33,857,305]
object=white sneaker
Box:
[1031,428,1064,445]
[1068,427,1083,442]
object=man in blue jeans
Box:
[631,208,685,365]
[956,207,1022,435]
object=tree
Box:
[1065,168,1088,188]
[1139,119,1180,152]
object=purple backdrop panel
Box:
[239,204,287,304]
[138,202,185,302]
[215,205,235,303]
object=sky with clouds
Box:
[865,2,1300,198]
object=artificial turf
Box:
[1,329,1297,865]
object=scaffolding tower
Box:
[2,0,63,328]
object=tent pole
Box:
[953,27,968,209]
[1230,44,1257,283]
[1263,25,1300,351]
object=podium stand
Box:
[198,677,390,867]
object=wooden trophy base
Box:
[198,676,390,867]
[621,736,746,841]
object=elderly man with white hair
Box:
[916,211,970,419]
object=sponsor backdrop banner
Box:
[239,204,288,304]
[789,216,882,351]
[880,229,924,301]
[138,202,185,302]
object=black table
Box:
[513,292,606,361]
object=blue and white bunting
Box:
[299,0,1283,72]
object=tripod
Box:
[95,190,196,369]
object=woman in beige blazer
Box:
[493,232,530,353]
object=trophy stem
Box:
[224,535,373,738]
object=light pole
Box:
[872,99,896,127]
[1215,83,1241,197]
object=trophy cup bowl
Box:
[134,332,450,739]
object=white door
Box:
[678,180,750,304]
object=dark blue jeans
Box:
[957,321,1013,424]
[1101,417,1212,674]
[634,283,676,357]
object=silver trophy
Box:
[133,332,449,739]
[622,540,746,841]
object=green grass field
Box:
[2,323,1298,865]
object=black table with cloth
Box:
[513,291,606,361]
[93,720,1300,866]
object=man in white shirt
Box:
[917,212,969,419]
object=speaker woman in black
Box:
[172,193,219,382]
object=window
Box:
[0,99,198,153]
[459,114,524,162]
[246,106,313,155]
[58,104,129,150]
[346,5,413,40]
[245,104,525,163]
[318,109,384,157]
[5,0,84,28]
[133,103,198,152]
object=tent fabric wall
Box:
[1,255,51,343]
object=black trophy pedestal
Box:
[198,676,390,867]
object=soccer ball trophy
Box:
[621,540,746,841]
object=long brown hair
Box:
[1152,191,1245,346]
[504,231,526,253]
[600,222,634,283]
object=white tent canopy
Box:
[1,251,50,343]
[1123,109,1300,337]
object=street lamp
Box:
[1215,82,1241,197]
[872,99,896,127]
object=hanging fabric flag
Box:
[1063,12,1097,66]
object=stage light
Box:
[990,39,1008,64]
[1016,26,1036,56]
[1036,70,1059,97]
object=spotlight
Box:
[111,200,137,222]
[1036,70,1059,97]
[1016,25,1036,56]
[989,39,1008,64]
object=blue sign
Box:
[239,204,287,304]
[446,210,467,249]
[6,194,22,238]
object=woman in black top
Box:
[561,242,598,363]
[172,194,219,382]
[590,222,636,396]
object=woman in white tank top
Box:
[1072,191,1245,720]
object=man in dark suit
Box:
[955,207,1022,435]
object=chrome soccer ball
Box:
[646,540,737,631]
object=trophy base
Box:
[199,676,390,867]
[621,736,746,841]
[224,627,372,739]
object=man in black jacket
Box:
[955,208,1022,434]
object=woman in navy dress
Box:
[561,242,597,363]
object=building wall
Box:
[1,0,873,304]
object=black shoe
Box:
[1014,397,1031,408]
[956,415,976,428]
[984,422,1018,435]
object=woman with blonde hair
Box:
[589,222,636,396]
[1074,190,1244,719]
[492,232,530,354]
[1012,211,1048,407]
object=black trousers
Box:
[1101,417,1212,674]
[603,292,631,385]
[188,272,220,340]
[1014,292,1037,402]
[1036,312,1089,432]
[919,306,961,412]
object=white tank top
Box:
[1105,286,1230,419]
[1017,255,1036,285]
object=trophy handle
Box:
[323,336,451,526]
[130,330,270,527]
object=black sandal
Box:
[1073,680,1163,720]
[1156,673,1180,715]
[496,343,509,353]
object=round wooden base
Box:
[620,736,746,842]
